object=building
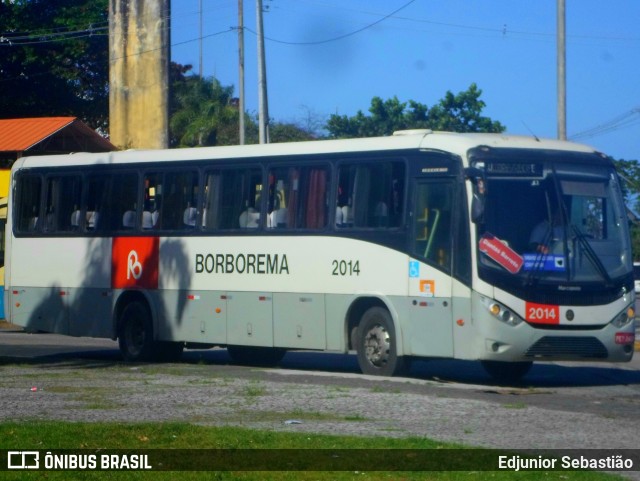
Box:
[0,117,115,319]
[0,117,116,196]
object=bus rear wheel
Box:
[118,301,155,362]
[481,360,533,384]
[356,307,406,376]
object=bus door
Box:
[406,177,458,358]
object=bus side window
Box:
[114,173,139,231]
[44,175,82,233]
[203,168,262,231]
[15,174,42,233]
[143,172,162,229]
[161,170,199,230]
[85,174,110,232]
[267,165,330,229]
[337,161,404,229]
[202,172,221,230]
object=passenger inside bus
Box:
[239,207,260,228]
[183,204,197,227]
[122,209,136,228]
[529,207,565,254]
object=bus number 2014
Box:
[526,303,559,324]
[332,260,360,276]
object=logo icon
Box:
[8,451,39,469]
[112,237,159,289]
[127,250,143,280]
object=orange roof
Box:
[0,117,77,151]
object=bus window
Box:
[267,166,330,229]
[15,174,42,233]
[145,170,199,230]
[143,172,162,229]
[91,172,138,231]
[165,170,199,230]
[85,174,110,231]
[44,175,82,233]
[337,161,404,228]
[413,181,453,272]
[203,167,262,230]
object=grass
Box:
[0,421,624,480]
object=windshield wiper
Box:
[570,224,612,286]
[524,229,553,286]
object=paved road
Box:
[2,327,640,477]
[2,327,639,419]
[3,328,640,479]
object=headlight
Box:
[611,305,635,328]
[481,297,523,326]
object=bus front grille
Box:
[524,336,608,359]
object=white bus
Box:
[4,130,636,381]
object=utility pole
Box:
[256,0,270,144]
[557,0,567,140]
[199,0,204,79]
[238,0,245,144]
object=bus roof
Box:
[13,130,598,170]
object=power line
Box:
[0,25,109,46]
[245,0,417,46]
[570,108,640,140]
[0,28,235,84]
[274,0,640,43]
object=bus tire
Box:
[118,301,155,362]
[356,306,406,376]
[227,345,286,366]
[481,360,533,384]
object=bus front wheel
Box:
[118,301,155,362]
[356,307,406,376]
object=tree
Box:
[269,122,316,143]
[612,157,640,259]
[170,64,315,147]
[326,83,504,139]
[169,74,239,148]
[0,0,109,130]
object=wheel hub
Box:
[363,324,390,367]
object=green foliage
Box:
[0,0,109,130]
[612,157,640,260]
[326,83,505,139]
[169,74,239,147]
[269,121,316,143]
[169,65,315,147]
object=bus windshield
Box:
[474,153,632,291]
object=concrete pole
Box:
[256,0,270,144]
[557,0,567,140]
[109,0,170,149]
[238,0,245,145]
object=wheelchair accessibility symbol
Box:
[409,260,420,278]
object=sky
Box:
[170,0,640,161]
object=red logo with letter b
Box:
[112,237,159,289]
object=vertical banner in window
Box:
[112,237,160,289]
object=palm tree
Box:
[170,76,239,147]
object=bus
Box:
[4,130,636,381]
